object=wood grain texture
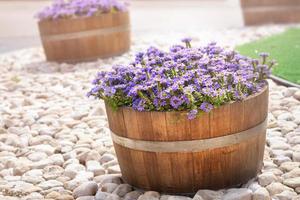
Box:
[240,0,300,8]
[38,12,130,63]
[240,0,300,25]
[106,85,269,193]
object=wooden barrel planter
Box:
[105,85,269,193]
[241,0,300,25]
[38,12,130,63]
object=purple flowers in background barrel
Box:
[88,39,275,119]
[36,0,128,21]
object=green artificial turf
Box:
[236,28,300,85]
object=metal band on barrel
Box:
[110,118,267,153]
[41,24,130,42]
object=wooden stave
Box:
[240,0,300,8]
[41,31,130,62]
[106,85,269,141]
[38,12,130,35]
[113,132,266,192]
[112,124,266,192]
[105,85,269,192]
[240,0,300,25]
[242,7,300,26]
[38,12,130,63]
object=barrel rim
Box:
[38,11,129,25]
[106,81,269,114]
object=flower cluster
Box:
[36,0,128,21]
[88,39,275,119]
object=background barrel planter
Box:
[240,0,300,25]
[105,85,269,193]
[38,12,130,63]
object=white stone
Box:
[223,189,252,200]
[193,190,223,200]
[30,159,52,169]
[100,183,119,193]
[292,152,300,162]
[275,190,297,200]
[253,187,270,200]
[22,175,45,184]
[30,144,56,155]
[270,150,293,158]
[107,165,121,174]
[73,181,98,198]
[293,91,300,101]
[27,152,48,162]
[160,195,192,200]
[76,171,94,180]
[123,191,143,200]
[137,191,160,200]
[64,174,89,190]
[112,184,132,197]
[283,177,300,188]
[12,181,42,194]
[283,168,300,179]
[277,113,295,121]
[283,88,298,97]
[280,162,300,172]
[95,174,122,186]
[258,172,277,186]
[273,156,292,166]
[49,154,64,166]
[100,154,115,164]
[247,181,262,192]
[43,165,64,180]
[38,180,63,190]
[86,160,105,176]
[76,196,96,200]
[266,182,294,196]
[22,192,44,200]
[64,163,86,179]
[103,159,118,169]
[95,191,110,200]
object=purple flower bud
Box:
[188,109,198,120]
[200,102,213,113]
[181,37,192,43]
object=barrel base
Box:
[114,131,266,193]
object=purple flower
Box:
[188,109,198,120]
[88,39,273,119]
[133,99,146,111]
[181,37,192,43]
[36,0,128,21]
[170,96,184,109]
[200,102,213,112]
[181,37,192,48]
[103,87,116,96]
[259,52,270,64]
[170,45,185,53]
[259,52,269,58]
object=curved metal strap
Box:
[111,118,267,153]
[41,24,130,42]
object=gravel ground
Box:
[0,25,300,200]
